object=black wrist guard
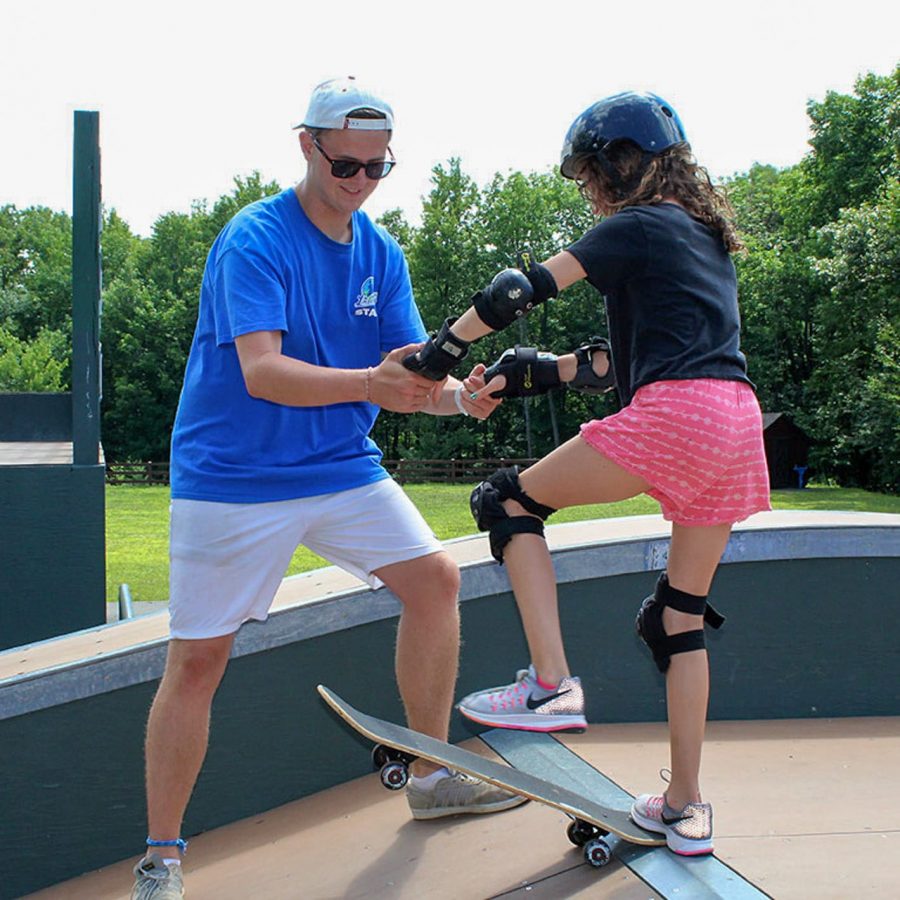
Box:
[568,336,616,395]
[472,268,536,332]
[483,346,562,398]
[402,317,470,381]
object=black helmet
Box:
[560,91,687,179]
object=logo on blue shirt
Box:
[354,276,378,317]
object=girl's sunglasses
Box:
[312,137,396,180]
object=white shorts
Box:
[169,478,444,640]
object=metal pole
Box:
[547,391,560,447]
[517,318,533,457]
[118,583,134,620]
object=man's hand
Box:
[371,344,445,413]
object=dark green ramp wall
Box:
[0,464,106,650]
[1,521,897,897]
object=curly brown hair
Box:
[577,142,743,253]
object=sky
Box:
[1,0,897,237]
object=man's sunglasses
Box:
[312,137,396,180]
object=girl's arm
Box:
[451,250,588,343]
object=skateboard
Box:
[318,684,665,868]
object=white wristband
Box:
[454,384,470,416]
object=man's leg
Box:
[375,550,460,775]
[144,634,235,851]
[375,549,527,819]
[301,479,522,814]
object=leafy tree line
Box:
[1,67,897,491]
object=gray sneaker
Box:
[131,853,184,899]
[457,665,587,732]
[407,770,528,820]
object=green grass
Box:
[105,483,900,603]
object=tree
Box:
[99,174,283,460]
[373,161,616,462]
[474,168,612,458]
[1,67,896,487]
[802,67,900,229]
[371,160,486,460]
[199,171,283,246]
[0,204,72,340]
[376,207,414,252]
[0,326,66,391]
[804,180,900,491]
[726,67,899,491]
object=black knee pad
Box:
[470,466,555,563]
[635,573,725,673]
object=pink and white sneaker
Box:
[630,789,714,856]
[456,665,587,732]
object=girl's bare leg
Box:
[501,435,733,809]
[662,522,732,808]
[499,435,650,684]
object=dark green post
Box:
[0,111,106,650]
[72,110,102,465]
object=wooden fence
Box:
[105,458,539,487]
[383,458,538,484]
[105,461,172,486]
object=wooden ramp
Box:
[25,716,900,899]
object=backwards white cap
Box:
[295,76,394,131]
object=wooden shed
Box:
[762,412,812,488]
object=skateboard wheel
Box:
[379,761,409,791]
[566,819,598,847]
[583,837,612,868]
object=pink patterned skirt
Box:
[579,379,771,526]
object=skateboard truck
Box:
[372,744,417,790]
[567,818,613,868]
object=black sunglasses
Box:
[312,136,396,180]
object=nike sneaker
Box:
[456,665,587,732]
[630,788,714,855]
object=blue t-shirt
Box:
[170,188,427,503]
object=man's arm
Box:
[234,330,441,413]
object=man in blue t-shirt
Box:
[132,77,524,899]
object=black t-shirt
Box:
[567,202,751,406]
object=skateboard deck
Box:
[318,684,664,866]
